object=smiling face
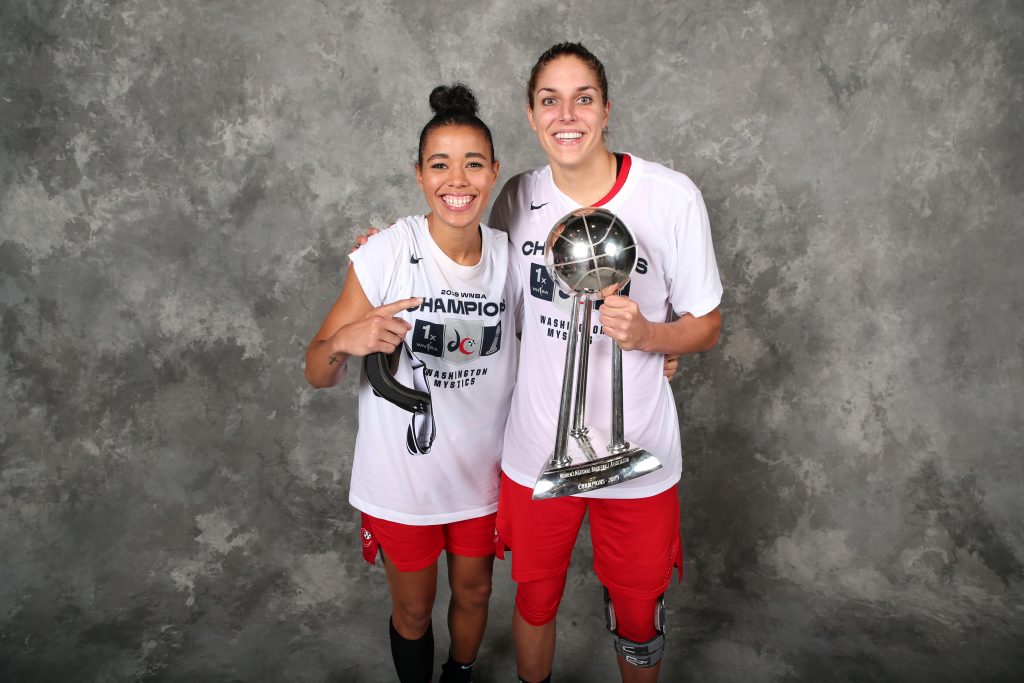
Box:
[416,124,499,232]
[527,55,611,171]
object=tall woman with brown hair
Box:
[490,43,723,683]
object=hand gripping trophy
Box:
[532,207,662,499]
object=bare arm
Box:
[304,267,422,388]
[599,295,721,355]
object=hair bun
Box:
[429,83,479,117]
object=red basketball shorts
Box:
[360,511,497,572]
[495,473,682,638]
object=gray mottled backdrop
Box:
[2,0,1022,681]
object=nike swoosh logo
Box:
[530,202,548,210]
[410,255,423,264]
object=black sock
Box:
[439,653,475,683]
[517,674,551,683]
[388,617,433,683]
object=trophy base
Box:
[532,430,662,500]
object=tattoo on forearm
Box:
[328,355,342,365]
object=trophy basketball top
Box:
[544,207,638,297]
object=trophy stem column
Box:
[551,294,582,467]
[572,296,594,434]
[609,341,629,453]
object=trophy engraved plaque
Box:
[532,207,662,499]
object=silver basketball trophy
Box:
[532,207,662,499]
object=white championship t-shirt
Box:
[347,215,522,523]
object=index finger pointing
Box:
[375,297,423,316]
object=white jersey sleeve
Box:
[665,186,723,318]
[348,218,413,308]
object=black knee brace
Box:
[604,588,666,668]
[389,617,434,683]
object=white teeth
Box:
[555,132,583,140]
[443,195,473,208]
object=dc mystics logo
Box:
[442,320,483,365]
[448,331,477,356]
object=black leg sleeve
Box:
[389,617,434,683]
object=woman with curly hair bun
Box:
[306,83,520,683]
